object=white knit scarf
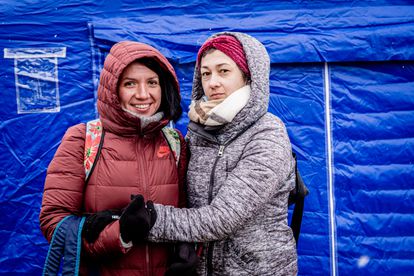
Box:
[188,85,251,126]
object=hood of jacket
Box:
[97,41,180,136]
[191,32,270,143]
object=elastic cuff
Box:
[120,235,133,249]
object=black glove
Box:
[119,194,157,244]
[82,209,121,243]
[165,242,199,276]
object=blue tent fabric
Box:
[270,63,330,274]
[92,6,414,63]
[0,1,413,275]
[330,62,414,275]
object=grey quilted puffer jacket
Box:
[149,32,298,275]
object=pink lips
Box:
[209,93,225,100]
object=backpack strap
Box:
[161,126,181,166]
[42,215,86,276]
[291,192,305,247]
[84,119,105,184]
[84,120,181,183]
[290,152,309,247]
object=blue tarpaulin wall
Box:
[0,1,413,275]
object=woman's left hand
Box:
[82,209,121,243]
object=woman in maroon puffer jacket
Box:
[39,41,189,275]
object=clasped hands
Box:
[82,194,198,275]
[82,194,156,244]
[119,194,157,244]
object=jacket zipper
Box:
[206,145,225,276]
[208,145,224,202]
[138,135,151,276]
[146,244,150,276]
[139,136,149,200]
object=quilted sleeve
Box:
[39,124,86,242]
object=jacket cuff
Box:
[82,220,130,258]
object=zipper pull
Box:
[218,145,225,156]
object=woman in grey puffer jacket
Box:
[149,32,298,275]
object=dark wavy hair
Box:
[135,57,182,121]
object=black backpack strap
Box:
[290,152,308,247]
[291,190,305,246]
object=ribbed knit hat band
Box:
[197,35,250,77]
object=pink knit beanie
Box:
[197,35,250,77]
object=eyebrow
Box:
[201,63,230,69]
[121,76,159,81]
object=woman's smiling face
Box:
[118,62,162,117]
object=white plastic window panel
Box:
[4,47,66,114]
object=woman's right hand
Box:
[119,194,157,244]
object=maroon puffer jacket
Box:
[39,41,187,276]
